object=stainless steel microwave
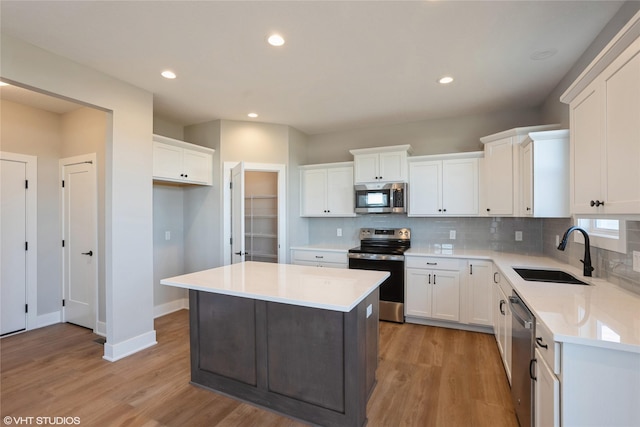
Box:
[354,183,406,214]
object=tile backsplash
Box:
[308,216,543,254]
[307,216,640,296]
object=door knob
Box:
[81,250,93,256]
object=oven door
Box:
[348,254,405,323]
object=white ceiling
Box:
[0,1,625,135]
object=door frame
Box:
[0,151,38,332]
[223,162,286,266]
[60,153,98,331]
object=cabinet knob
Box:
[486,208,491,212]
[443,208,447,212]
[590,200,605,207]
[438,209,442,212]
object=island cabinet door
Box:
[189,289,379,427]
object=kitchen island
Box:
[160,261,389,427]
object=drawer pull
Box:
[426,262,437,265]
[315,255,324,259]
[535,337,548,349]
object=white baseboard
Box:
[37,311,61,328]
[154,298,189,318]
[103,329,157,362]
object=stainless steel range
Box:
[348,228,410,323]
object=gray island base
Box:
[161,262,389,427]
[189,288,379,427]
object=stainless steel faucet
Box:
[557,226,594,277]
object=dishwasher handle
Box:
[509,296,534,329]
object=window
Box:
[574,218,626,253]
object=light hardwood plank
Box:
[0,310,517,426]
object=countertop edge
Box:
[369,247,640,354]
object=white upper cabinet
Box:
[152,134,214,186]
[408,152,481,216]
[300,162,356,217]
[480,125,559,216]
[561,15,640,214]
[520,130,570,218]
[350,145,412,184]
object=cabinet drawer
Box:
[536,320,560,375]
[405,256,460,270]
[292,250,347,264]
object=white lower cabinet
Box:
[535,353,559,427]
[405,257,460,322]
[290,248,348,269]
[466,260,493,326]
[493,268,512,383]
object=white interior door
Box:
[1,159,27,335]
[231,162,246,264]
[62,156,97,329]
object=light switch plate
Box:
[337,228,342,237]
[633,251,640,273]
[449,230,456,240]
[366,304,373,318]
[515,231,523,241]
[165,231,171,241]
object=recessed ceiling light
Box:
[267,34,285,47]
[248,113,258,118]
[438,76,454,85]
[161,70,177,79]
[530,49,558,61]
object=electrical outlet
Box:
[555,235,560,247]
[165,231,171,241]
[366,304,373,318]
[633,251,640,273]
[449,230,456,240]
[337,228,342,237]
[515,231,523,241]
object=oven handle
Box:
[348,253,405,262]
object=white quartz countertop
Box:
[407,246,640,353]
[161,261,389,312]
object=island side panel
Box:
[190,291,257,385]
[266,303,345,412]
[188,288,379,427]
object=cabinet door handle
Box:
[590,200,605,207]
[529,358,537,381]
[470,264,473,275]
[493,272,499,283]
[499,300,505,315]
[427,273,431,284]
[536,337,548,349]
[433,274,437,285]
[81,250,93,256]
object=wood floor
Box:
[1,310,518,426]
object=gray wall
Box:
[306,107,543,163]
[1,99,108,318]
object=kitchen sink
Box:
[513,267,590,285]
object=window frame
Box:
[574,217,626,253]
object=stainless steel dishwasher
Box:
[509,292,535,427]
